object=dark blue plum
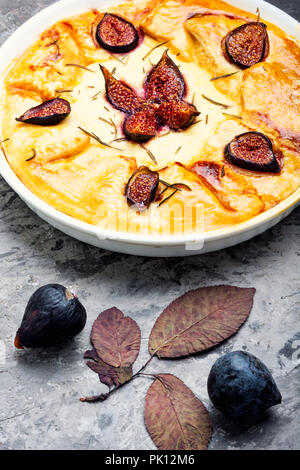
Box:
[14,284,87,348]
[207,351,281,418]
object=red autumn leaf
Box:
[91,307,141,368]
[148,285,255,358]
[84,348,132,388]
[144,373,212,450]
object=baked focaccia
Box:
[1,0,299,235]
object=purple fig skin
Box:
[125,166,159,210]
[225,131,281,173]
[96,13,139,53]
[16,98,71,126]
[14,284,86,348]
[224,22,269,68]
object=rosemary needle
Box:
[210,71,238,81]
[26,148,36,162]
[66,63,95,73]
[158,188,179,207]
[142,41,170,61]
[78,126,120,150]
[201,94,230,109]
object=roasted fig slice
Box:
[124,108,158,142]
[16,98,71,126]
[158,100,199,130]
[145,50,185,103]
[125,166,159,210]
[224,22,269,68]
[100,65,145,114]
[225,132,280,173]
[96,13,139,53]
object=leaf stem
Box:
[133,355,154,378]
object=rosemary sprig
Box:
[78,126,120,150]
[142,41,170,61]
[98,117,117,139]
[160,180,191,192]
[210,71,239,81]
[98,117,114,127]
[160,129,171,138]
[158,188,179,207]
[55,89,73,93]
[141,144,157,164]
[175,145,182,155]
[201,94,230,109]
[205,114,208,125]
[110,118,117,139]
[222,112,242,119]
[92,91,101,100]
[111,137,127,143]
[26,148,36,162]
[66,63,95,73]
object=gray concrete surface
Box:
[0,0,299,451]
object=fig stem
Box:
[80,355,155,403]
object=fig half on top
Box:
[225,132,281,173]
[124,107,158,142]
[125,166,159,210]
[16,98,71,126]
[224,22,269,68]
[100,65,145,114]
[145,50,186,103]
[96,13,139,53]
[158,100,199,130]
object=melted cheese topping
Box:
[1,0,300,236]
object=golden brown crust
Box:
[1,0,300,234]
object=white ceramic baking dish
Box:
[0,0,299,257]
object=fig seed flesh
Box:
[125,166,159,210]
[145,50,186,103]
[100,65,145,114]
[158,100,199,130]
[224,22,269,68]
[16,98,71,126]
[225,131,280,173]
[124,107,158,142]
[96,13,139,53]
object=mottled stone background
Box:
[0,0,299,450]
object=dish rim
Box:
[0,0,299,247]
